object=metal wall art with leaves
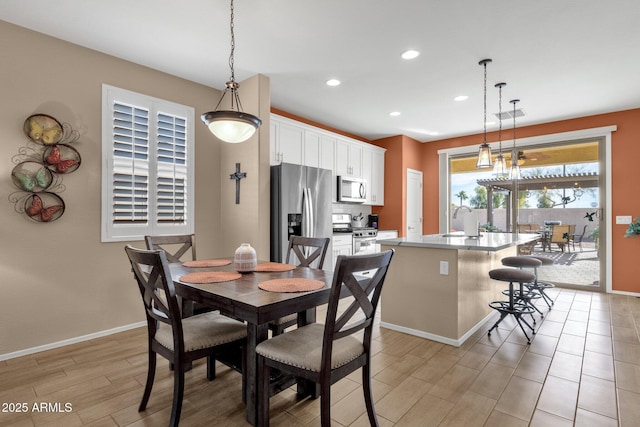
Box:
[9,114,81,223]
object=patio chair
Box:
[570,224,588,252]
[549,225,571,252]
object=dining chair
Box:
[144,234,196,263]
[256,249,395,427]
[145,234,215,316]
[124,245,247,427]
[268,236,331,336]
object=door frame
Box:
[438,125,615,293]
[406,168,423,239]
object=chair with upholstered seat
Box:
[145,234,196,263]
[268,236,330,336]
[125,245,247,427]
[256,250,394,426]
[145,234,215,316]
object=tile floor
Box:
[1,287,639,426]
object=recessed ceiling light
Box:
[454,95,469,101]
[389,111,401,117]
[401,49,420,60]
[428,131,439,136]
[326,79,341,86]
[486,121,496,126]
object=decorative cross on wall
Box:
[229,162,247,204]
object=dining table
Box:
[169,259,334,426]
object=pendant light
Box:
[492,82,508,177]
[508,99,521,180]
[201,0,262,143]
[476,59,493,168]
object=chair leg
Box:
[169,363,185,427]
[362,364,380,427]
[139,350,156,412]
[320,383,332,427]
[206,355,216,381]
[257,356,270,427]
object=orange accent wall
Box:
[422,108,640,294]
[371,135,424,237]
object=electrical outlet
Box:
[616,215,632,225]
[440,261,449,275]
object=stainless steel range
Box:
[332,214,377,255]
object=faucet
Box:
[452,205,473,219]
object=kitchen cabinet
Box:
[270,119,304,165]
[335,138,363,178]
[304,130,335,171]
[270,113,385,205]
[363,146,385,205]
[331,234,353,269]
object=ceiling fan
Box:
[513,150,550,165]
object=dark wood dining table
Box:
[169,260,333,425]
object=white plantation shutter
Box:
[102,85,194,242]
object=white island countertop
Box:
[378,232,539,252]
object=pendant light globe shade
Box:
[201,110,262,143]
[509,156,521,180]
[476,143,492,168]
[493,153,508,177]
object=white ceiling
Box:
[2,0,640,141]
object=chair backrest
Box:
[529,223,542,232]
[321,250,394,367]
[125,245,184,348]
[550,225,571,243]
[145,234,196,263]
[285,236,330,269]
[517,224,531,232]
[577,224,587,237]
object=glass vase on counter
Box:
[234,243,257,272]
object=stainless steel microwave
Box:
[337,176,367,203]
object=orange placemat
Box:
[254,262,296,272]
[179,271,241,284]
[258,278,325,293]
[182,259,231,268]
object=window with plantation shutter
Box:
[101,85,194,242]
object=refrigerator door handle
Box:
[307,187,315,238]
[302,188,308,237]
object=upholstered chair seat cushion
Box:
[156,312,247,352]
[256,323,364,372]
[273,313,297,325]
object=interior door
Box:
[406,168,423,239]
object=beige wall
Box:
[0,20,270,356]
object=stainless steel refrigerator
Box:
[270,163,333,270]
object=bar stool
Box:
[488,268,537,343]
[501,256,544,320]
[525,256,556,309]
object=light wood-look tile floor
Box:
[2,288,639,426]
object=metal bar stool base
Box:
[488,301,536,344]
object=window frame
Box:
[101,84,195,242]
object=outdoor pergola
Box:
[476,172,599,231]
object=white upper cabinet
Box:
[270,113,385,205]
[270,119,304,165]
[335,138,363,178]
[363,146,385,205]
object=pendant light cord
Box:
[483,61,488,143]
[229,0,235,83]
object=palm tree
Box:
[455,190,468,207]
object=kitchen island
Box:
[378,232,539,346]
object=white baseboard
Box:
[0,321,146,362]
[610,290,640,298]
[380,312,495,348]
